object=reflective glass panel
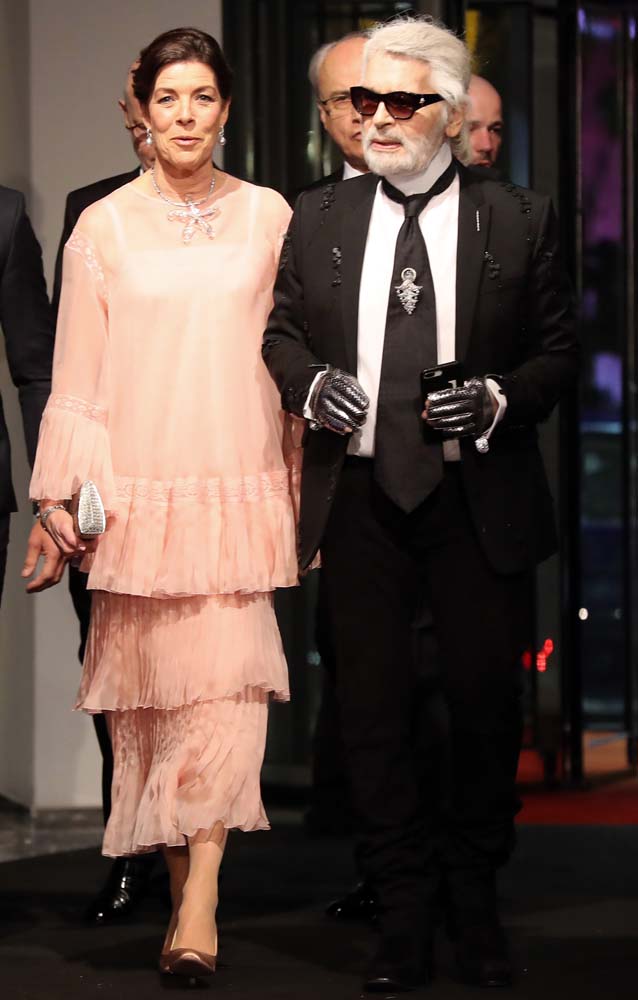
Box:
[578,9,627,725]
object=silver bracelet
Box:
[39,504,67,531]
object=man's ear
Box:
[445,106,464,139]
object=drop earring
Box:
[145,127,153,146]
[218,125,226,146]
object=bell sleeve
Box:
[29,229,115,507]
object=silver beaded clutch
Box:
[68,480,106,538]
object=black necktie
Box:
[373,159,457,512]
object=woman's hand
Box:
[42,508,86,559]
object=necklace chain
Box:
[150,165,215,207]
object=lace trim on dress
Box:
[47,393,108,425]
[66,232,108,299]
[115,470,293,505]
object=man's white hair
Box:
[363,16,473,165]
[308,31,368,97]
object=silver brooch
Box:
[475,436,490,454]
[167,202,220,244]
[395,267,422,315]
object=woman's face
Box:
[146,60,228,174]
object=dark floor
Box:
[1,820,638,999]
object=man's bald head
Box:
[118,60,155,170]
[310,33,368,172]
[467,74,503,168]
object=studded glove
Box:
[425,376,496,438]
[309,367,369,435]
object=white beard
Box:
[363,116,447,177]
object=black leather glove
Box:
[425,376,496,438]
[309,367,369,435]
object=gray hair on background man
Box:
[308,30,369,94]
[363,15,473,165]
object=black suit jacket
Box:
[263,163,579,573]
[0,186,54,515]
[52,168,139,314]
[301,167,344,192]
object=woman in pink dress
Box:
[28,27,298,981]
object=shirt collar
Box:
[342,161,366,180]
[382,143,453,198]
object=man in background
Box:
[308,32,369,183]
[52,61,156,927]
[52,61,155,311]
[467,74,503,170]
[0,187,55,602]
[304,33,372,915]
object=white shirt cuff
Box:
[303,370,329,420]
[483,378,508,440]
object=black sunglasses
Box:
[350,86,444,120]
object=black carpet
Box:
[1,823,638,998]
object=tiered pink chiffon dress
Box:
[30,175,299,857]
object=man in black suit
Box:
[51,62,156,926]
[264,16,577,993]
[0,186,55,601]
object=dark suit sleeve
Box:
[262,193,324,416]
[0,194,54,467]
[501,198,579,427]
[52,191,80,317]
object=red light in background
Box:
[521,650,533,671]
[536,638,555,673]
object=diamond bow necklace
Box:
[150,165,219,243]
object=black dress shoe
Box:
[85,855,156,925]
[325,880,377,921]
[453,922,512,988]
[364,933,430,993]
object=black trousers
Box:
[309,571,354,830]
[311,570,447,838]
[320,458,530,928]
[68,565,113,825]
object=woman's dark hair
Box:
[133,27,233,105]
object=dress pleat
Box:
[104,689,270,857]
[80,591,288,857]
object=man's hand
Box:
[424,376,497,437]
[22,519,70,593]
[22,513,96,593]
[310,368,369,435]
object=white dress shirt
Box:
[352,144,461,457]
[305,144,505,456]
